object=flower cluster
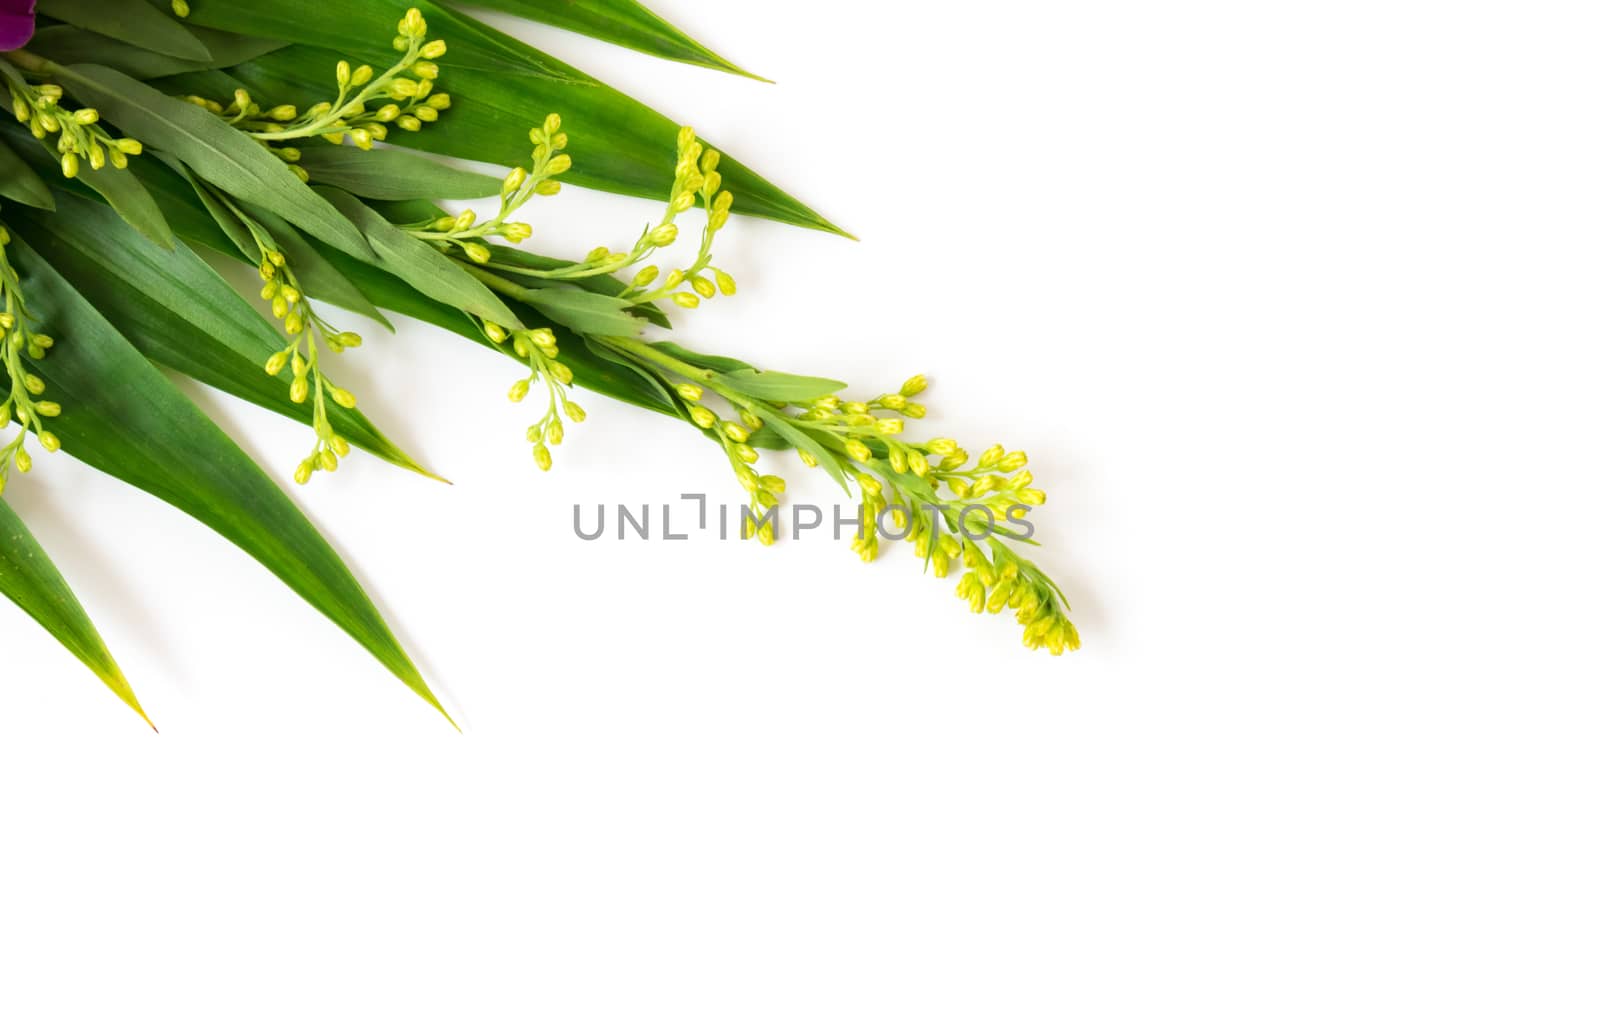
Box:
[0,225,62,493]
[256,250,364,484]
[183,7,449,174]
[410,116,739,473]
[482,322,585,471]
[588,333,1079,653]
[412,118,738,317]
[3,75,142,179]
[403,112,569,263]
[187,189,363,483]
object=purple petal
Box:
[0,12,35,51]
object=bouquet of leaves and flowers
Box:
[0,0,1078,727]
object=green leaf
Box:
[648,340,754,375]
[0,497,153,727]
[6,189,435,480]
[26,23,287,80]
[201,45,849,236]
[0,122,174,248]
[295,144,502,201]
[311,241,682,418]
[712,370,850,403]
[2,233,452,725]
[477,245,672,329]
[57,63,379,262]
[369,198,671,329]
[164,157,261,258]
[313,185,519,328]
[0,137,55,211]
[38,0,213,61]
[483,279,647,338]
[441,0,766,80]
[749,404,852,493]
[174,0,574,79]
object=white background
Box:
[3,1,1597,1029]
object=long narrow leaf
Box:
[296,144,502,201]
[443,0,764,79]
[205,45,847,235]
[7,189,435,479]
[56,62,379,262]
[26,24,287,80]
[3,233,451,724]
[0,123,173,248]
[313,240,680,418]
[315,185,519,328]
[0,137,54,211]
[174,0,573,80]
[0,497,152,727]
[38,0,213,61]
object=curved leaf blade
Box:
[38,0,213,61]
[3,233,451,725]
[175,0,573,79]
[58,63,379,262]
[0,137,55,211]
[0,121,173,248]
[0,497,152,727]
[315,185,519,327]
[444,0,765,80]
[208,45,848,236]
[26,23,287,80]
[7,189,435,479]
[296,144,502,201]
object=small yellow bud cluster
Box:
[407,113,567,262]
[716,408,781,544]
[254,248,362,483]
[8,81,141,180]
[644,349,1073,651]
[615,126,739,311]
[786,375,1068,648]
[787,373,938,479]
[171,1,190,17]
[955,545,1079,655]
[425,117,743,313]
[487,321,585,471]
[0,227,64,493]
[197,8,450,156]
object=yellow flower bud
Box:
[713,270,737,296]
